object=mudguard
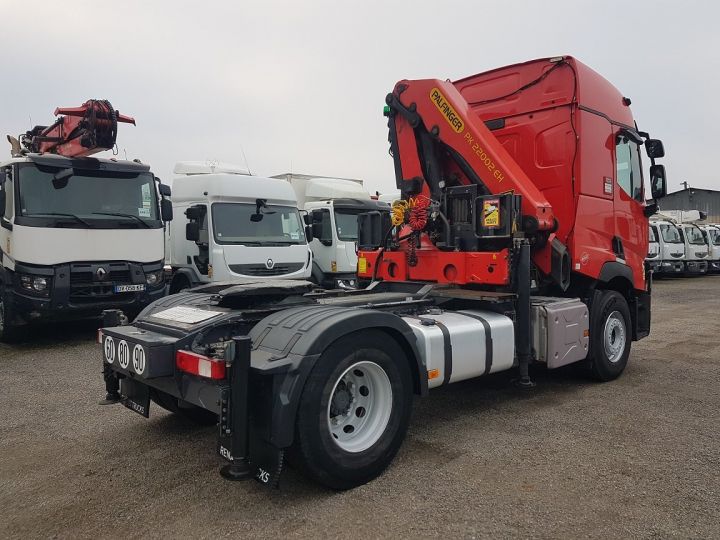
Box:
[248,305,425,450]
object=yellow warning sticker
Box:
[483,199,500,228]
[358,257,368,274]
[430,87,464,134]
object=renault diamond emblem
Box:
[265,258,275,270]
[96,267,107,280]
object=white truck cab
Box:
[0,153,171,340]
[701,224,720,273]
[651,219,684,276]
[678,222,709,275]
[167,162,312,293]
[273,174,390,289]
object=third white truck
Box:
[273,173,389,288]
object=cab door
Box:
[613,130,647,289]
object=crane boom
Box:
[21,99,135,158]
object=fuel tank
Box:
[402,310,515,389]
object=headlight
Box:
[145,271,164,286]
[33,277,48,291]
[19,274,50,295]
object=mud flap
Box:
[217,423,285,488]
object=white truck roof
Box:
[173,161,250,176]
[272,173,368,207]
[656,210,705,223]
[172,172,298,206]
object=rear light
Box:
[176,349,226,380]
[97,330,104,344]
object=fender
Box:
[248,305,425,449]
[597,261,634,288]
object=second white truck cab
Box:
[273,173,389,289]
[701,224,720,273]
[678,222,709,275]
[651,218,685,276]
[167,162,312,293]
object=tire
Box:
[149,388,218,426]
[588,290,632,381]
[169,275,191,295]
[292,329,414,490]
[0,290,23,343]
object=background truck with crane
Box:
[165,162,313,294]
[272,173,389,289]
[98,56,668,490]
[0,100,172,342]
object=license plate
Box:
[115,284,145,293]
[120,379,150,418]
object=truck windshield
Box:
[212,203,306,245]
[685,226,706,245]
[17,164,158,228]
[659,224,682,243]
[334,210,360,241]
[708,228,720,245]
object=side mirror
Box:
[158,183,171,197]
[645,139,665,159]
[305,225,314,242]
[311,221,323,240]
[186,222,200,242]
[185,205,206,221]
[650,164,667,199]
[160,198,173,222]
[0,191,5,215]
[302,213,312,226]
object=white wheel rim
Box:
[326,360,392,453]
[603,310,626,363]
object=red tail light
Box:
[176,350,226,380]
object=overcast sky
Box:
[1,0,717,195]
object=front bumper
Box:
[321,272,360,290]
[8,286,166,325]
[6,261,166,325]
[685,260,708,274]
[646,259,661,273]
[659,260,684,274]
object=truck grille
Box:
[229,262,304,277]
[68,262,137,303]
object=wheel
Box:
[169,275,191,295]
[149,388,217,426]
[0,290,23,343]
[292,329,413,490]
[588,290,632,381]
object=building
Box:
[660,187,720,223]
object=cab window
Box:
[1,168,13,220]
[649,225,658,243]
[616,135,644,202]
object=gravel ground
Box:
[1,276,718,539]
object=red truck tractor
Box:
[98,56,667,489]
